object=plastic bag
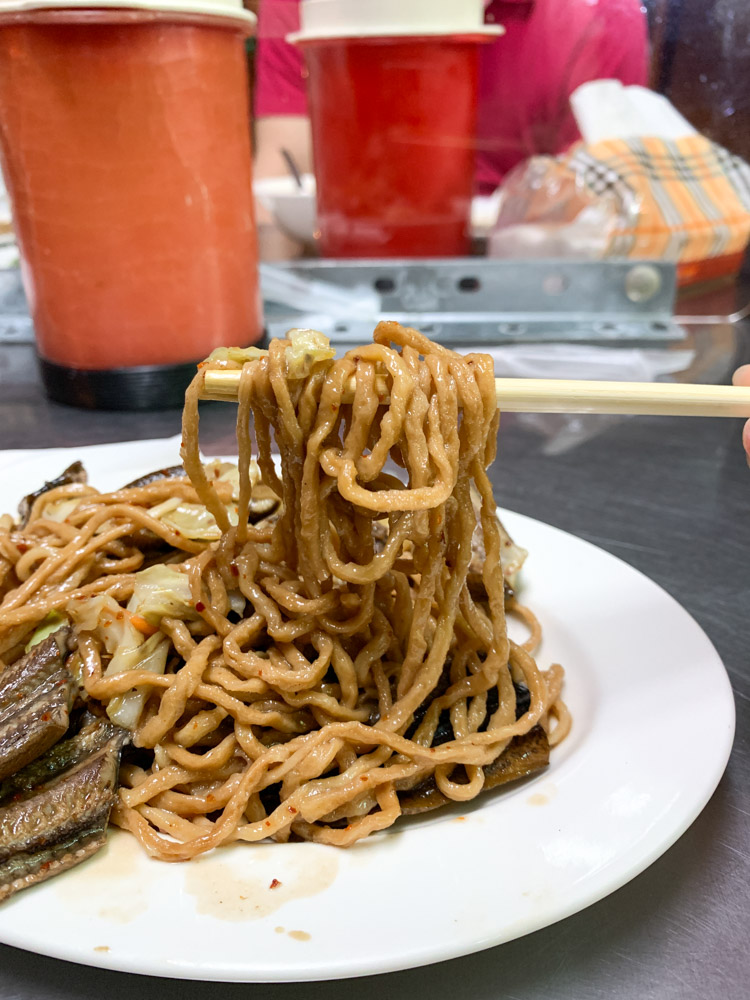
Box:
[487,155,633,259]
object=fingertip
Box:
[733,364,750,387]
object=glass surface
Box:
[251,0,750,309]
[1,0,749,381]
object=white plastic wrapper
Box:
[260,263,381,318]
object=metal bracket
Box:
[0,258,683,347]
[266,258,681,344]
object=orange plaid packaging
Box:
[561,134,750,286]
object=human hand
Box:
[732,364,750,460]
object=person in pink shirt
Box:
[254,0,649,238]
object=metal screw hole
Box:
[458,277,481,293]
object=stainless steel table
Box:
[0,339,748,1000]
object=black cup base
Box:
[39,358,201,411]
[39,336,268,411]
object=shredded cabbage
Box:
[105,633,170,730]
[204,461,247,501]
[228,590,246,618]
[69,594,120,635]
[65,529,250,731]
[149,461,259,541]
[127,565,196,624]
[38,498,82,523]
[206,345,268,369]
[68,566,197,730]
[498,523,528,584]
[285,329,336,379]
[161,502,229,541]
[207,332,336,378]
[25,610,68,652]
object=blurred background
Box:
[2,0,750,429]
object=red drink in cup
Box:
[290,0,502,258]
[0,1,261,409]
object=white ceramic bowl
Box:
[253,174,318,246]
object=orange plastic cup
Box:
[300,36,486,258]
[0,5,261,408]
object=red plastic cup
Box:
[301,36,486,258]
[0,3,261,409]
[290,2,502,258]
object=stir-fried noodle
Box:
[0,323,569,860]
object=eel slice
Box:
[0,826,107,903]
[123,465,185,489]
[18,463,87,526]
[0,634,127,903]
[0,631,76,782]
[0,711,123,806]
[398,725,550,816]
[0,731,125,901]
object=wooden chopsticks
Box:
[200,369,750,418]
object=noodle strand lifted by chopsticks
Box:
[0,322,567,859]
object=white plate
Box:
[0,438,735,982]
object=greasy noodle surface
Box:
[0,323,568,860]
